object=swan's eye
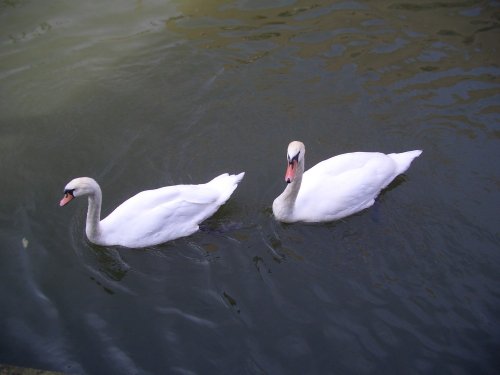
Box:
[64,188,75,197]
[288,151,300,164]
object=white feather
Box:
[273,141,421,223]
[61,173,244,248]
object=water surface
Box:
[0,0,499,374]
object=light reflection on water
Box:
[0,0,499,374]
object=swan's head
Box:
[60,177,99,206]
[285,141,305,183]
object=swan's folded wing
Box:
[94,173,243,247]
[104,184,219,219]
[296,154,397,221]
[129,198,212,239]
[100,185,223,246]
[305,152,387,179]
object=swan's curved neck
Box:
[85,185,103,243]
[273,161,304,222]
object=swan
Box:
[60,173,245,248]
[272,141,422,223]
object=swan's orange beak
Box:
[285,160,297,183]
[60,192,74,207]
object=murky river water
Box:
[1,0,499,374]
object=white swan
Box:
[272,141,422,223]
[60,173,245,248]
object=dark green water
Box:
[1,0,499,374]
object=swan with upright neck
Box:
[272,141,421,223]
[60,173,244,248]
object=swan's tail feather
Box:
[209,172,245,204]
[209,172,245,186]
[389,150,422,175]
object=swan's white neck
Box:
[85,184,103,244]
[273,161,304,222]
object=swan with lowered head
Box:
[60,172,245,248]
[272,141,421,223]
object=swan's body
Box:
[272,141,422,223]
[60,173,244,248]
